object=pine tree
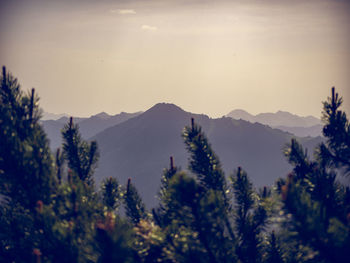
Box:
[159,156,179,206]
[264,232,284,263]
[0,66,138,262]
[0,66,57,209]
[62,117,99,186]
[159,171,221,262]
[156,119,238,262]
[319,87,350,173]
[124,178,148,225]
[281,88,350,263]
[182,118,226,192]
[231,167,268,263]
[101,177,121,212]
[154,156,180,227]
[182,118,235,241]
[0,66,58,262]
[46,116,102,262]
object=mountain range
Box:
[41,112,142,149]
[41,112,69,121]
[42,105,324,207]
[226,109,323,137]
[226,109,321,127]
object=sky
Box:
[0,0,349,118]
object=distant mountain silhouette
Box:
[93,112,110,119]
[227,109,321,127]
[42,111,68,121]
[274,124,323,137]
[41,111,142,149]
[79,111,142,139]
[55,116,87,124]
[92,103,323,207]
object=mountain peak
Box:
[146,103,186,114]
[226,109,254,122]
[230,109,250,114]
[93,112,111,119]
[141,103,188,121]
[275,110,295,117]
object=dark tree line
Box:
[1,66,349,263]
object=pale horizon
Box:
[42,103,324,120]
[1,0,349,119]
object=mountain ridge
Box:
[90,103,323,207]
[41,111,142,149]
[226,109,321,127]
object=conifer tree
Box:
[154,156,180,227]
[0,66,57,262]
[101,177,121,212]
[168,119,238,262]
[319,87,350,173]
[62,117,99,186]
[124,178,148,224]
[182,118,235,241]
[159,157,179,206]
[182,118,226,192]
[47,117,102,262]
[231,167,268,263]
[0,66,57,209]
[160,171,222,262]
[264,232,284,263]
[281,87,350,263]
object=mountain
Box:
[226,109,255,123]
[93,112,110,119]
[274,124,323,137]
[92,103,323,207]
[41,111,68,121]
[55,116,87,124]
[78,111,142,139]
[41,111,142,149]
[227,109,321,128]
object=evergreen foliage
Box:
[183,118,235,241]
[320,87,350,173]
[281,87,350,263]
[264,232,284,263]
[124,178,148,224]
[101,177,121,212]
[62,117,99,185]
[1,66,349,262]
[182,118,226,192]
[155,156,180,227]
[95,213,136,263]
[0,66,56,209]
[0,67,57,262]
[231,167,268,263]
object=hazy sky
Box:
[1,0,349,118]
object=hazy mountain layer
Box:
[227,109,321,127]
[41,112,68,121]
[274,124,323,137]
[42,112,141,149]
[92,103,323,207]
